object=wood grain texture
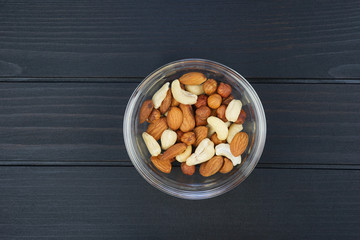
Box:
[1,0,360,78]
[0,81,359,165]
[0,167,359,239]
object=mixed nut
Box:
[139,72,249,177]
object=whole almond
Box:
[139,99,154,124]
[147,109,161,123]
[194,94,208,108]
[230,132,249,157]
[161,143,187,161]
[222,94,234,105]
[179,72,207,85]
[194,126,208,146]
[207,93,222,109]
[211,133,225,145]
[235,109,247,124]
[180,132,196,145]
[146,117,168,140]
[220,157,233,174]
[159,89,172,114]
[167,107,183,131]
[202,79,217,95]
[199,156,224,177]
[151,155,171,174]
[179,104,195,132]
[181,162,195,176]
[216,105,227,122]
[217,82,232,98]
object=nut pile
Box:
[139,72,249,177]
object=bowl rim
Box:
[124,58,266,200]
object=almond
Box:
[161,143,187,161]
[179,72,207,85]
[219,157,233,174]
[199,156,224,177]
[180,132,196,145]
[211,133,225,145]
[217,82,232,98]
[139,99,154,124]
[147,109,161,123]
[194,126,208,146]
[151,155,171,174]
[179,104,195,132]
[167,107,183,130]
[207,93,222,109]
[230,132,249,157]
[159,89,172,114]
[146,117,168,140]
[181,162,195,176]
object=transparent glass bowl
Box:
[124,59,266,200]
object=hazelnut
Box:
[195,115,207,126]
[216,105,227,122]
[176,130,184,142]
[147,109,161,123]
[195,94,208,108]
[195,106,211,119]
[181,162,195,176]
[207,93,222,109]
[222,95,234,105]
[211,133,225,145]
[217,82,232,98]
[210,108,217,117]
[235,109,246,124]
[202,79,217,95]
[180,132,196,145]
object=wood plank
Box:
[0,166,359,239]
[0,81,359,165]
[1,0,360,78]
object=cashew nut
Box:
[215,143,241,166]
[186,138,215,166]
[225,99,242,122]
[227,123,243,143]
[171,79,198,105]
[160,129,177,150]
[207,122,230,138]
[176,145,192,162]
[152,82,170,109]
[185,84,205,95]
[142,132,161,156]
[207,116,229,141]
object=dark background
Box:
[0,1,359,239]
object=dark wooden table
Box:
[1,1,360,239]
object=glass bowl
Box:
[124,59,266,200]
